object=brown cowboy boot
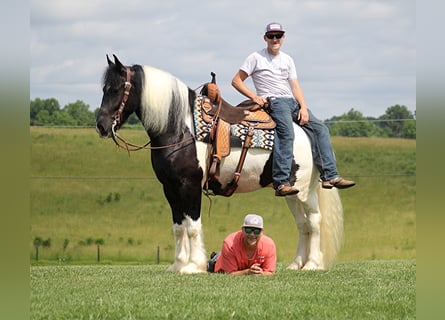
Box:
[275,184,299,197]
[322,176,355,189]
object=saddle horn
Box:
[206,72,220,104]
[211,72,216,84]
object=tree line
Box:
[30,97,416,139]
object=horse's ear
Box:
[113,54,124,69]
[106,54,114,67]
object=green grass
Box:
[30,260,416,319]
[30,127,416,264]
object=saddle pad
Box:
[193,95,274,151]
[231,124,275,151]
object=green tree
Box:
[326,108,384,137]
[378,105,415,138]
[30,98,61,125]
[63,100,95,126]
[401,118,416,139]
[126,113,141,125]
[34,110,51,126]
[52,110,76,126]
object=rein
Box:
[110,66,195,155]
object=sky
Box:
[30,0,415,120]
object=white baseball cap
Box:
[242,214,264,229]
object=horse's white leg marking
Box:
[179,217,207,274]
[285,198,308,270]
[303,212,323,270]
[287,168,326,270]
[167,223,189,272]
[299,184,325,270]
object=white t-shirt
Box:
[240,48,298,98]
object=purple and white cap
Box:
[265,22,285,34]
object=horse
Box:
[96,55,344,273]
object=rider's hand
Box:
[252,95,267,107]
[298,108,309,125]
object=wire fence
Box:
[30,173,415,180]
[32,117,417,129]
[324,118,416,124]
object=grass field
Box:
[30,127,416,319]
[30,260,416,319]
[30,127,416,264]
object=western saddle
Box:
[199,73,276,196]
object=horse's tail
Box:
[318,186,344,269]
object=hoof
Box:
[286,262,303,270]
[287,256,305,270]
[167,265,179,272]
[302,260,324,270]
[179,263,206,274]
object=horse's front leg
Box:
[179,216,207,274]
[167,222,189,272]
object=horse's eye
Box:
[103,85,119,95]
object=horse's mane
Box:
[140,66,190,135]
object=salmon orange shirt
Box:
[214,230,277,273]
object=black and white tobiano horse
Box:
[96,55,343,273]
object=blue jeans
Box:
[207,251,220,273]
[269,97,338,187]
[269,97,297,189]
[297,106,339,181]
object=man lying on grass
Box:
[208,214,276,275]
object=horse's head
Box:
[96,54,140,138]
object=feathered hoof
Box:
[167,262,183,272]
[302,260,324,271]
[286,262,303,270]
[179,263,207,274]
[287,256,305,270]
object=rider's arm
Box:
[232,70,267,106]
[289,78,309,125]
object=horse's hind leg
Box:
[303,212,323,270]
[286,195,324,270]
[299,189,324,270]
[286,198,309,270]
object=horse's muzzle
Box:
[96,123,111,138]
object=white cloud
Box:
[30,0,416,119]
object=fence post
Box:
[157,245,160,264]
[97,244,100,263]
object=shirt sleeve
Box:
[239,52,258,76]
[287,56,298,80]
[259,237,277,273]
[215,238,240,273]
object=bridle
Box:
[110,66,150,154]
[110,66,195,155]
[111,66,132,133]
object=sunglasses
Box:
[244,227,262,235]
[266,33,284,40]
